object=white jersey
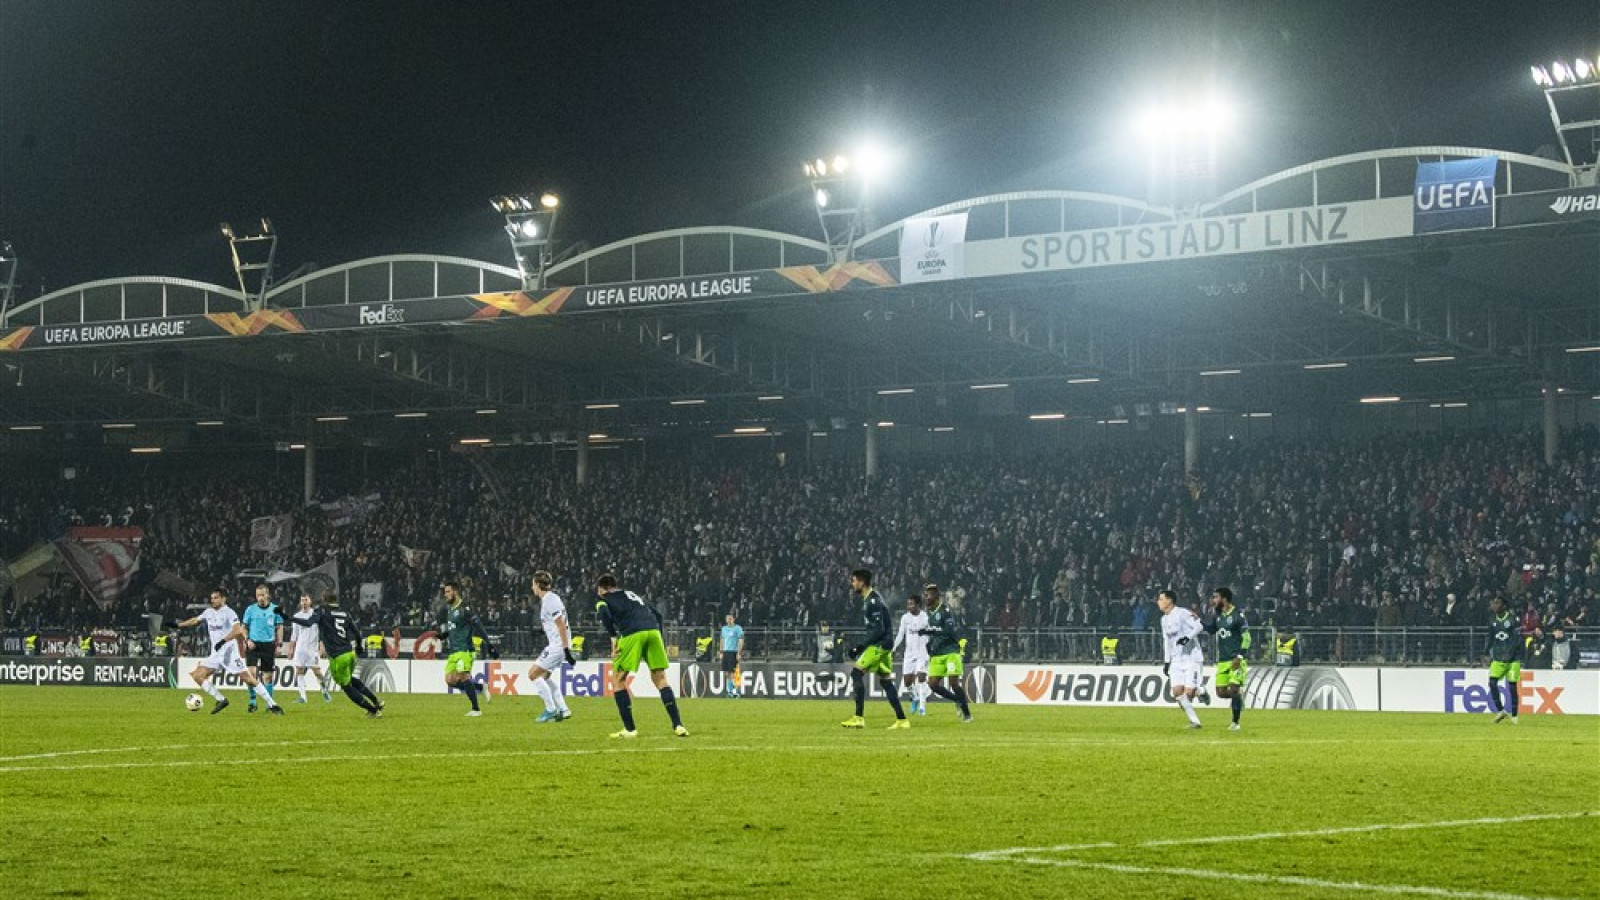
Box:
[291,614,321,656]
[894,611,929,659]
[199,606,239,648]
[540,591,569,649]
[1162,607,1205,665]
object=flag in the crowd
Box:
[499,562,521,580]
[297,558,341,602]
[319,493,382,527]
[400,544,433,568]
[52,526,144,606]
[248,514,293,552]
[358,582,384,608]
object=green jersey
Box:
[924,604,962,657]
[1485,613,1522,663]
[439,602,485,654]
[1206,605,1251,660]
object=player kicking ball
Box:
[1156,589,1204,729]
[289,592,385,717]
[172,589,283,716]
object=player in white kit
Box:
[526,570,575,723]
[1157,589,1205,729]
[892,594,931,715]
[173,589,283,715]
[289,593,334,703]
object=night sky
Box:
[2,1,1595,295]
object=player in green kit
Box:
[841,569,909,730]
[1204,587,1250,731]
[437,581,497,716]
[920,583,972,722]
[595,573,688,739]
[1485,597,1522,724]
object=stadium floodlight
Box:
[1531,65,1553,86]
[1535,58,1600,168]
[220,217,278,309]
[814,188,830,208]
[493,190,560,290]
[804,150,871,262]
[1552,61,1574,84]
[1577,58,1594,80]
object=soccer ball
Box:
[185,693,204,712]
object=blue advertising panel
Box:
[1414,156,1497,234]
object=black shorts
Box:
[246,644,277,672]
[721,650,739,672]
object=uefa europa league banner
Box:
[1413,155,1497,234]
[899,212,969,283]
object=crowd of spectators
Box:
[2,429,1596,652]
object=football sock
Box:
[546,676,569,713]
[201,679,224,701]
[1177,694,1201,725]
[1507,681,1519,717]
[264,681,276,700]
[1488,678,1503,712]
[257,683,279,708]
[928,683,959,703]
[462,681,480,711]
[532,676,556,712]
[343,678,375,711]
[614,690,636,731]
[916,682,931,705]
[950,683,971,717]
[850,668,866,717]
[296,679,308,702]
[1231,693,1243,724]
[247,684,257,705]
[660,687,684,728]
[879,677,907,719]
[354,679,381,708]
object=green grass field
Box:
[2,687,1596,900]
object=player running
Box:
[1157,589,1204,729]
[241,584,283,712]
[527,570,575,723]
[595,574,688,739]
[920,583,972,722]
[1485,597,1523,724]
[437,581,496,717]
[840,569,909,730]
[1204,587,1250,731]
[172,589,283,715]
[893,594,930,715]
[288,592,384,717]
[289,592,334,703]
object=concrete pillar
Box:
[576,432,590,486]
[1183,405,1198,476]
[865,423,879,479]
[1544,381,1559,465]
[303,441,317,506]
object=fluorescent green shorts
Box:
[928,652,964,677]
[855,645,893,676]
[328,651,356,687]
[1215,659,1248,687]
[445,651,476,675]
[614,630,670,674]
[1488,660,1522,681]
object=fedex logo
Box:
[1443,671,1564,714]
[447,661,522,696]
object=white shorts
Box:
[532,645,567,673]
[902,655,929,676]
[1169,661,1202,691]
[201,642,246,676]
[292,648,322,669]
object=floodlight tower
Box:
[804,155,868,263]
[0,242,18,324]
[1530,56,1600,177]
[220,218,279,310]
[493,192,560,291]
[1136,98,1235,211]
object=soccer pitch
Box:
[1,687,1595,900]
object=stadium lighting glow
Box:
[1028,413,1066,421]
[1174,406,1213,413]
[1360,396,1402,404]
[757,395,784,401]
[1532,65,1553,86]
[394,411,428,418]
[1413,355,1455,363]
[476,409,498,415]
[1566,345,1600,353]
[876,388,914,395]
[540,192,560,209]
[219,222,234,239]
[669,399,706,405]
[287,444,306,450]
[102,423,135,429]
[930,426,955,432]
[1200,368,1242,376]
[517,220,540,239]
[1577,58,1594,79]
[1304,362,1349,370]
[458,438,491,445]
[1067,377,1100,384]
[195,420,224,427]
[9,425,43,431]
[1135,97,1237,137]
[315,415,349,422]
[130,447,162,454]
[1552,61,1574,83]
[1244,412,1272,418]
[588,433,608,440]
[969,383,1009,390]
[584,402,620,409]
[814,188,830,208]
[733,426,768,434]
[831,155,850,174]
[875,421,894,427]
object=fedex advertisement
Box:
[1383,668,1599,716]
[408,659,677,699]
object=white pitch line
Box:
[0,737,396,763]
[997,855,1578,900]
[969,811,1598,858]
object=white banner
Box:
[358,582,383,608]
[248,515,293,552]
[993,663,1381,711]
[173,655,409,695]
[899,212,969,283]
[1379,667,1599,716]
[965,197,1413,278]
